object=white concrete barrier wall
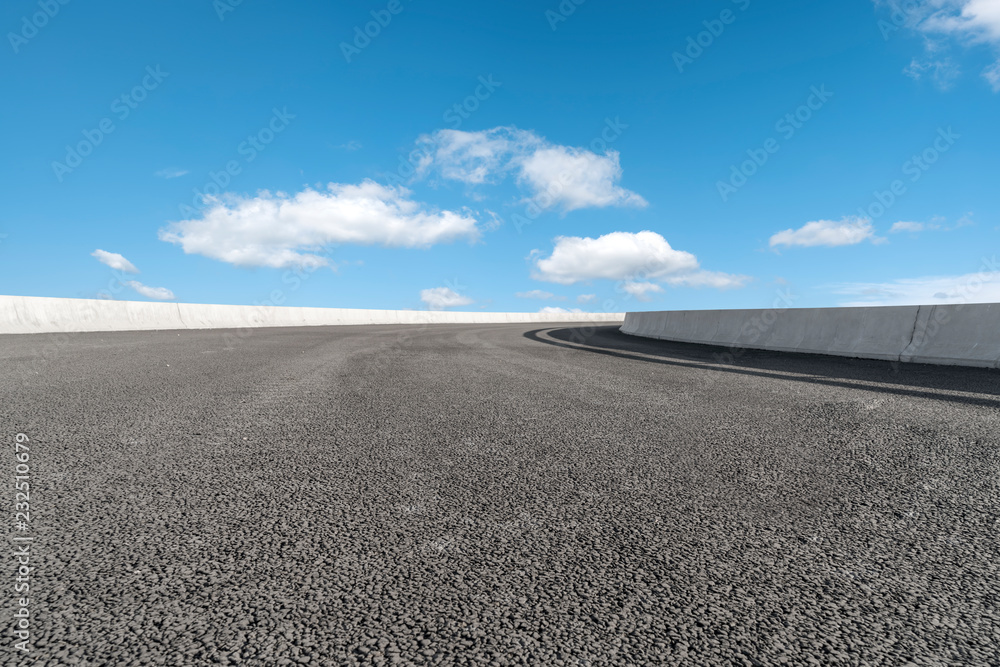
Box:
[621,304,1000,368]
[0,295,623,335]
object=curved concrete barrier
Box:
[622,304,1000,368]
[0,295,623,335]
[900,303,1000,367]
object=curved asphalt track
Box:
[1,323,998,666]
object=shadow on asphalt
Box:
[524,325,1000,409]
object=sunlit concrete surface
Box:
[0,295,623,335]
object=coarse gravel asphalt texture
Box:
[1,322,999,667]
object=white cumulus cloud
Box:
[532,231,698,285]
[420,287,474,310]
[769,217,877,248]
[577,294,597,303]
[159,180,481,268]
[416,126,646,212]
[530,231,748,293]
[92,249,139,274]
[515,145,648,212]
[125,281,175,301]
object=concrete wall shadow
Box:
[524,326,1000,409]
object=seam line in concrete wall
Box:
[899,305,922,363]
[11,298,24,330]
[174,302,187,330]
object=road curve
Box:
[2,323,998,666]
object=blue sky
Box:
[2,0,998,312]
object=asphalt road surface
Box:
[2,323,998,666]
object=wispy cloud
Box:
[920,0,1000,42]
[91,249,139,273]
[880,0,1000,90]
[125,281,176,301]
[769,216,880,248]
[829,268,1000,306]
[92,250,176,300]
[903,57,961,89]
[984,58,1000,90]
[889,220,929,233]
[662,270,752,289]
[621,281,663,301]
[420,286,473,310]
[889,214,973,233]
[515,289,564,301]
[155,168,189,179]
[538,306,586,314]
